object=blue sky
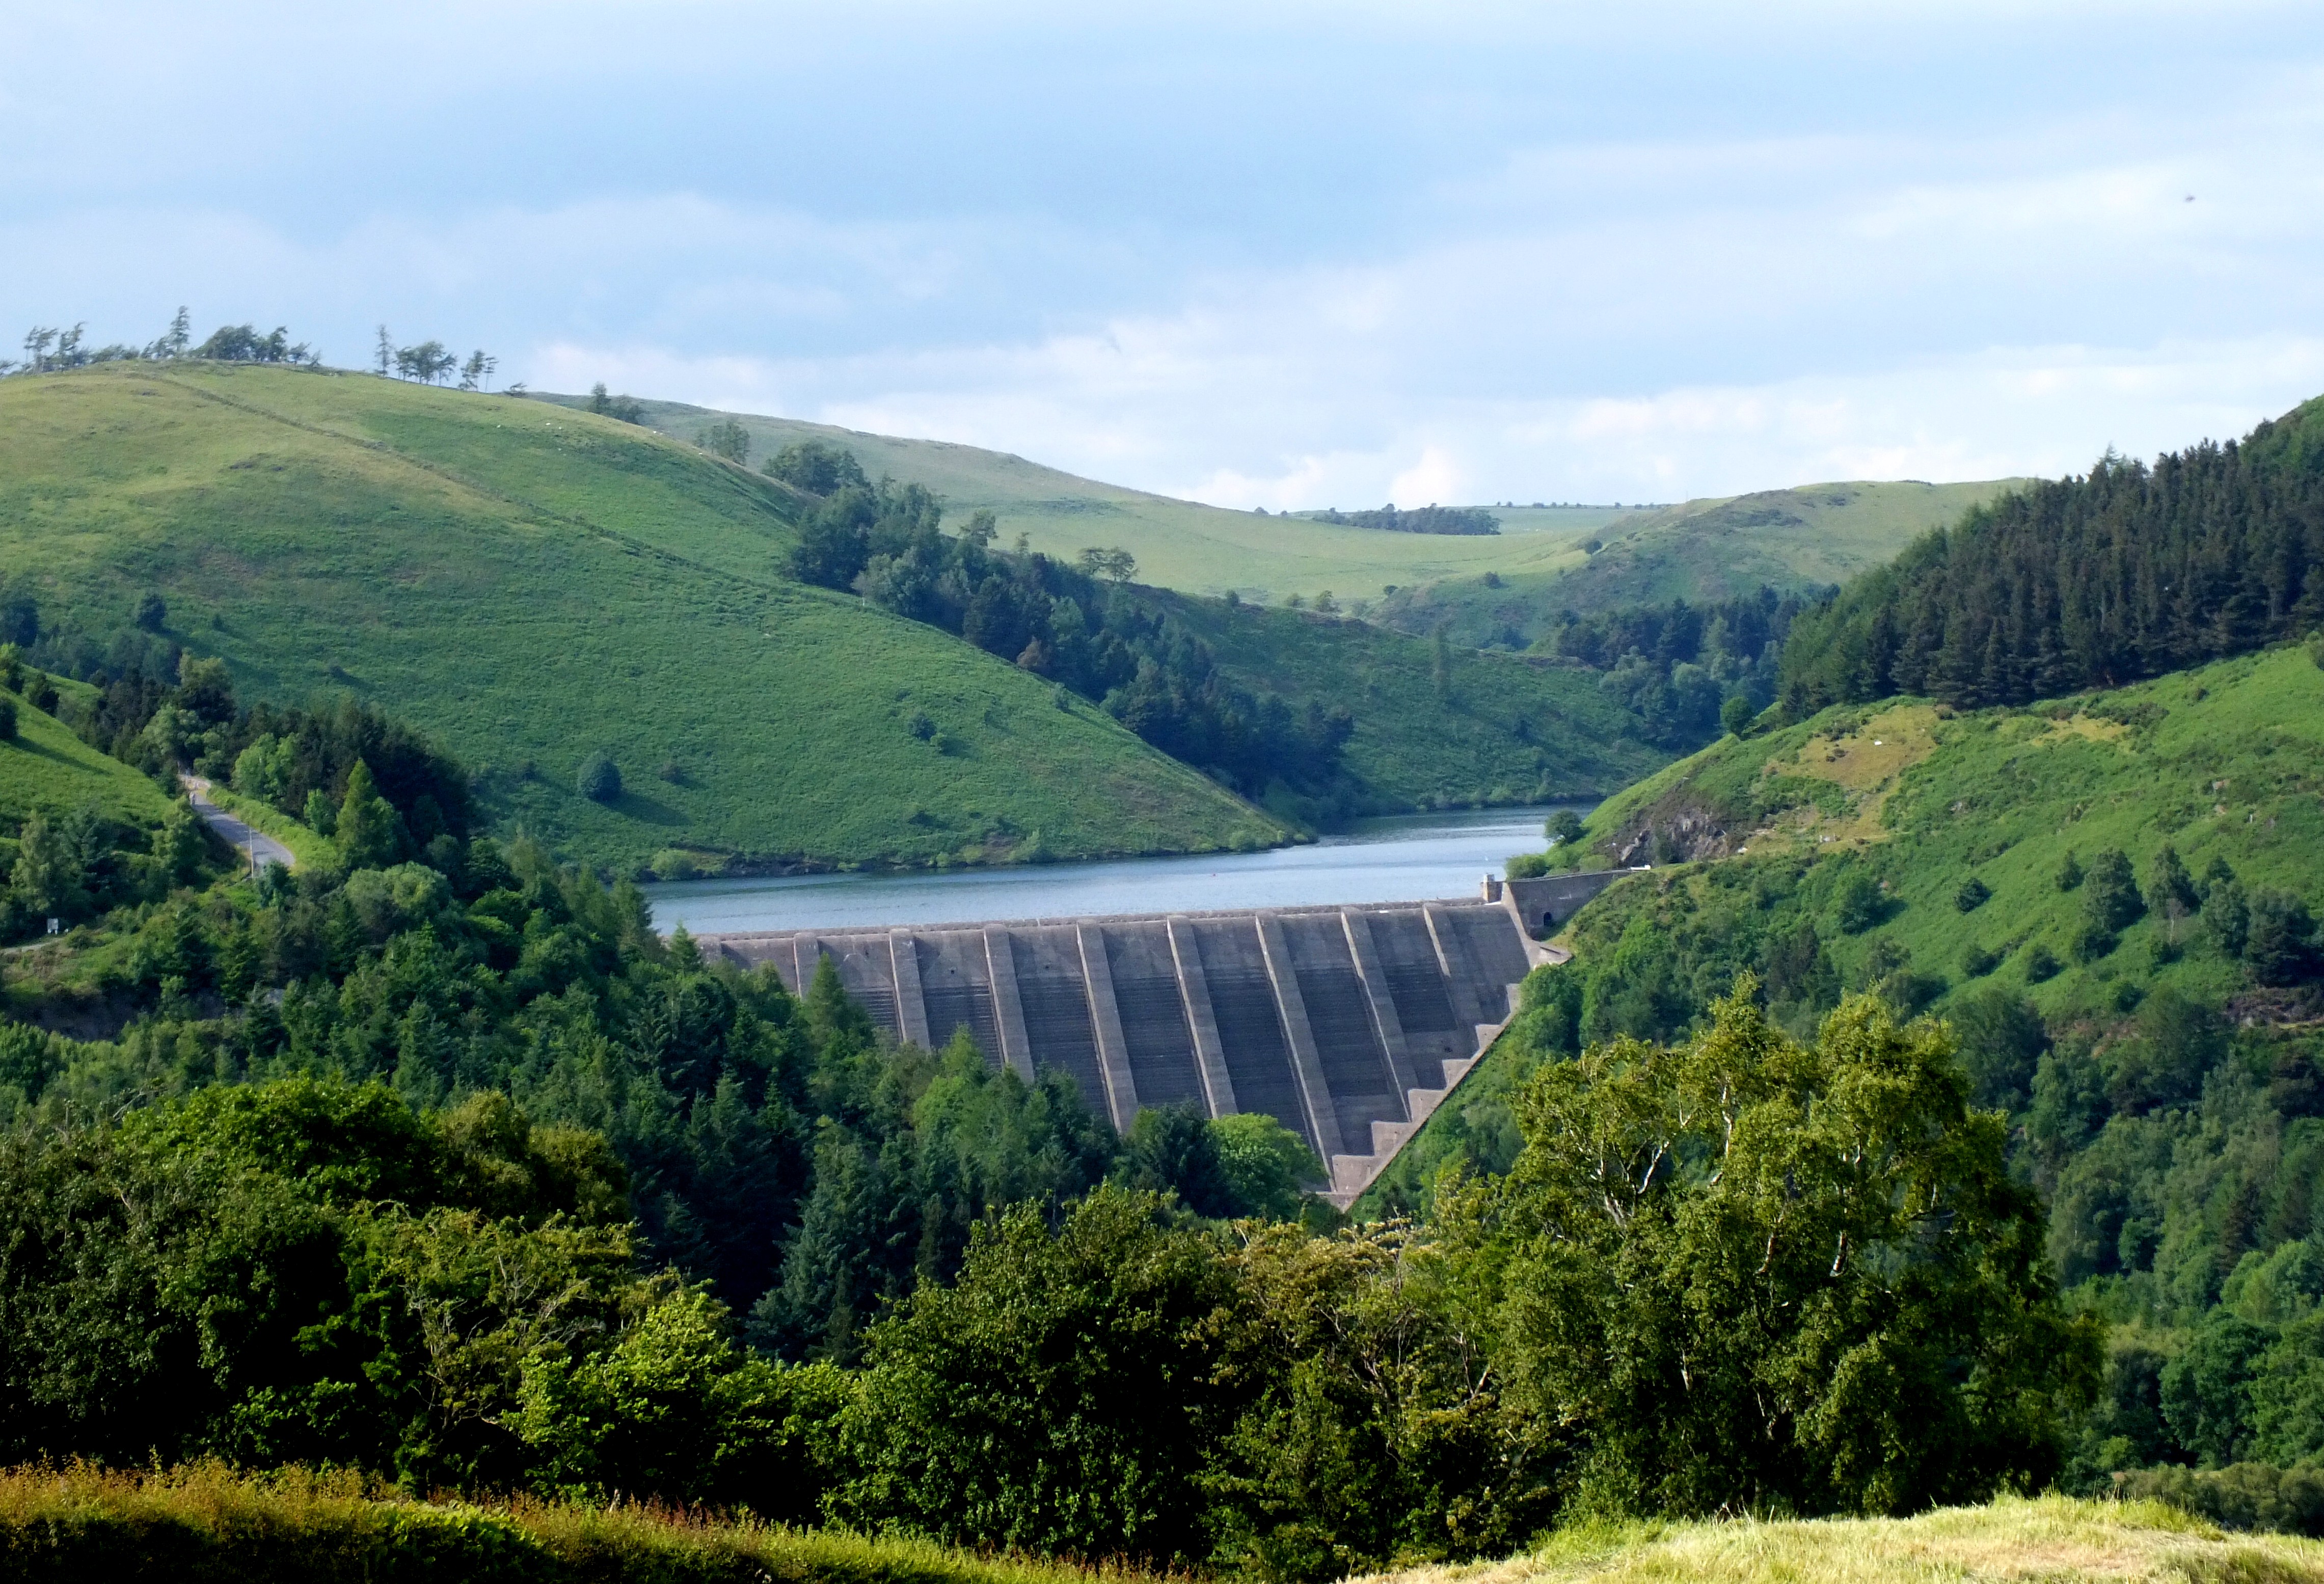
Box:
[7,1,2323,507]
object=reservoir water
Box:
[648,802,1587,936]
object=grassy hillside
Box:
[553,393,1631,603]
[0,682,177,835]
[1374,479,2022,648]
[0,1462,1120,1584]
[1360,644,2324,1214]
[1152,594,1666,812]
[0,365,1282,872]
[1360,1496,2324,1584]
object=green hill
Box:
[1149,593,1666,813]
[0,681,178,836]
[1372,479,2023,648]
[1364,644,2324,1214]
[550,393,1635,603]
[0,365,1283,872]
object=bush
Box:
[133,592,167,632]
[2070,920,2118,964]
[1832,869,1887,934]
[1956,876,1991,912]
[0,697,15,742]
[1546,809,1586,847]
[1504,852,1550,879]
[2025,943,2062,982]
[1960,942,2001,979]
[2057,850,2084,891]
[1720,693,1756,738]
[2118,1461,2324,1536]
[576,753,621,803]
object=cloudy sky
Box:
[8,1,2322,507]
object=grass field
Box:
[0,683,176,835]
[0,365,1283,873]
[1152,594,1666,811]
[1361,1496,2324,1584]
[0,1462,1139,1584]
[1372,480,2024,647]
[1356,645,2324,1216]
[558,394,1660,603]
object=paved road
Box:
[183,777,298,873]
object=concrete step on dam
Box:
[697,869,1635,1207]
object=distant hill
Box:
[1371,479,2025,648]
[0,365,1283,873]
[542,393,1632,603]
[1148,594,1667,815]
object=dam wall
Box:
[697,871,1638,1206]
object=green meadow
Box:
[0,365,1283,873]
[1374,479,2023,646]
[560,394,1641,602]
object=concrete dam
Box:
[697,869,1633,1206]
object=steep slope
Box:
[0,365,1282,871]
[0,681,178,834]
[547,393,1626,602]
[1150,594,1666,813]
[1373,479,2022,647]
[1360,645,2324,1207]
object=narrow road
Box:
[182,777,298,873]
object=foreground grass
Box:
[0,1462,1147,1584]
[1363,1497,2324,1584]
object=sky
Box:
[7,1,2323,508]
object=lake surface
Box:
[649,803,1588,935]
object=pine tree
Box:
[335,759,402,869]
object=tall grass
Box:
[1358,1496,2324,1584]
[0,1462,1157,1584]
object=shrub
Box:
[2025,943,2062,982]
[576,753,621,803]
[1504,852,1550,879]
[1832,869,1887,934]
[906,711,936,742]
[1546,809,1586,847]
[1961,942,2001,978]
[1956,876,1991,912]
[1720,693,1755,738]
[2120,1460,2324,1537]
[2057,850,2084,891]
[2070,920,2118,964]
[0,697,15,742]
[133,592,167,632]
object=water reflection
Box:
[649,803,1590,935]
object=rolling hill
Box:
[0,364,1285,873]
[1372,479,2024,648]
[545,393,1642,603]
[1148,593,1666,815]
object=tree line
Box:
[1778,406,2324,713]
[1535,585,1814,750]
[769,441,1356,799]
[8,308,320,374]
[1311,504,1502,535]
